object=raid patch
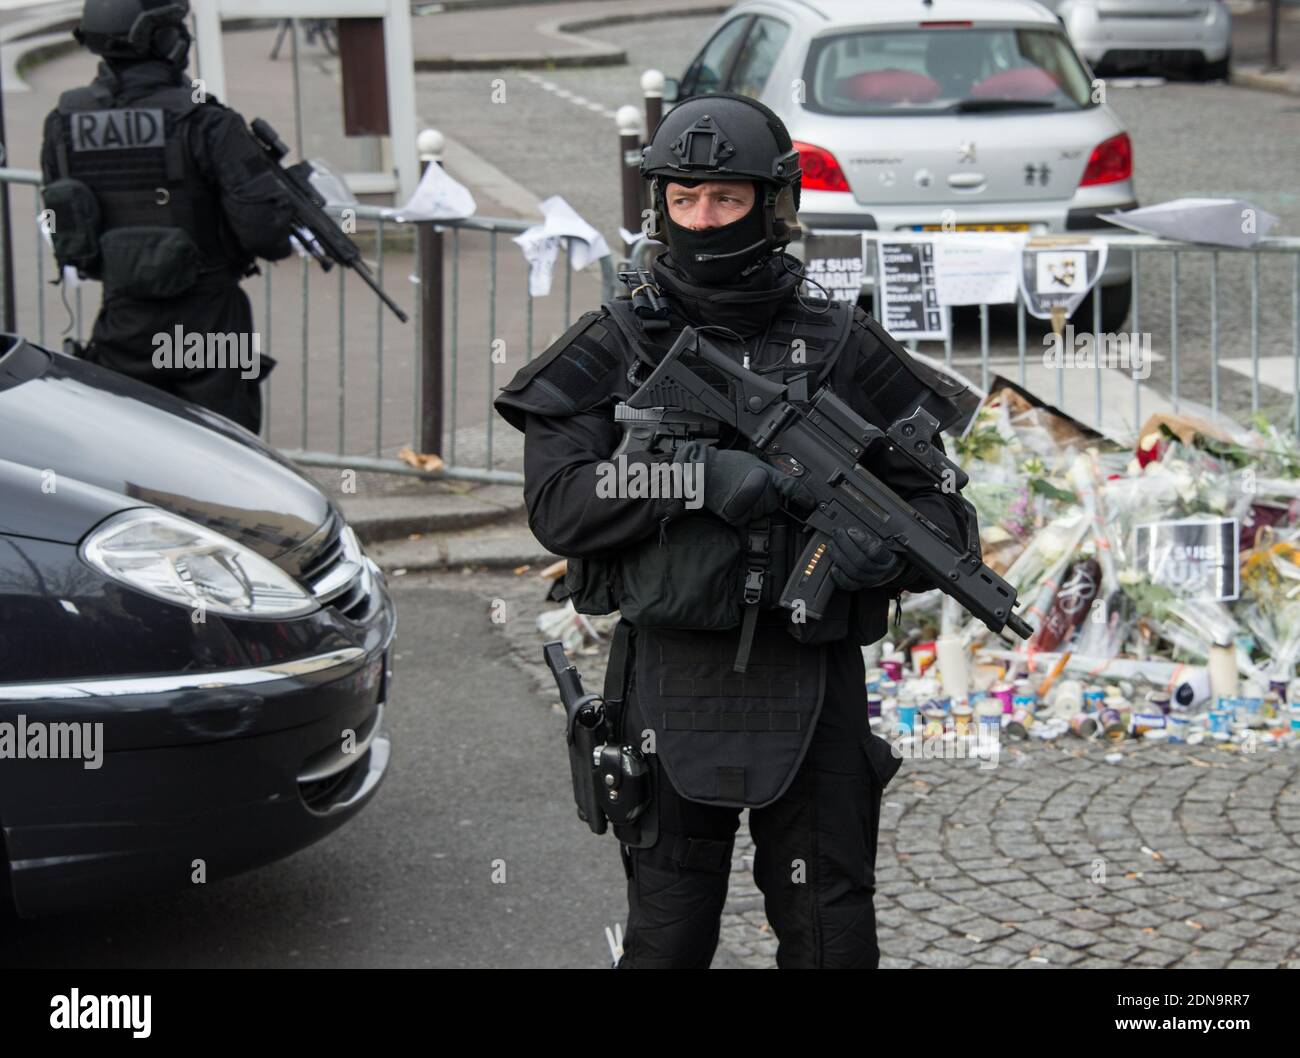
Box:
[70,108,165,152]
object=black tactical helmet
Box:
[74,0,191,64]
[640,92,803,252]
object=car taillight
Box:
[1080,132,1132,186]
[793,141,850,193]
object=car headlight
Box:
[81,508,319,618]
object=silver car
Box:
[669,0,1138,329]
[1048,0,1232,78]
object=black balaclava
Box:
[659,177,773,286]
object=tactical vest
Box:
[588,285,857,809]
[495,278,935,809]
[44,82,233,299]
[569,286,860,651]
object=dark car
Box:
[0,335,394,918]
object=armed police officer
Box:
[496,93,978,969]
[39,0,296,432]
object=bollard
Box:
[641,70,665,224]
[617,105,644,239]
[417,127,445,457]
[642,69,664,145]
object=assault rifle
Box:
[613,327,1034,640]
[249,118,408,323]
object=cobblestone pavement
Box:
[476,567,1300,968]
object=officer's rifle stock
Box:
[614,327,1034,641]
[249,118,408,323]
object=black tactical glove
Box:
[829,525,903,591]
[675,441,813,526]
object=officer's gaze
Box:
[665,179,756,230]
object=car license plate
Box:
[913,223,1031,232]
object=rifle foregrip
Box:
[781,531,838,622]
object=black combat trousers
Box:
[84,275,268,433]
[615,635,895,969]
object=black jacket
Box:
[40,59,295,271]
[39,59,296,429]
[497,251,978,641]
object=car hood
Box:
[0,337,330,557]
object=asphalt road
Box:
[0,574,631,969]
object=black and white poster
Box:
[875,237,948,341]
[1019,239,1108,321]
[1133,517,1240,601]
[801,234,865,303]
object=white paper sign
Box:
[1101,198,1279,249]
[932,233,1025,307]
[387,161,477,222]
[514,196,612,298]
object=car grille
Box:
[300,521,378,622]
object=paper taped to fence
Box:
[803,233,865,303]
[388,161,477,222]
[932,232,1026,307]
[514,196,611,298]
[874,236,948,341]
[1019,239,1108,322]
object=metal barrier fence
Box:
[844,229,1300,441]
[262,202,616,487]
[0,166,615,487]
[4,160,1299,466]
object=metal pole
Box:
[0,54,16,333]
[290,19,305,159]
[1267,0,1282,72]
[417,132,445,455]
[1251,252,1261,413]
[1170,252,1180,413]
[487,228,497,470]
[1210,251,1219,418]
[642,69,664,219]
[1131,253,1141,427]
[617,107,644,239]
[643,70,664,146]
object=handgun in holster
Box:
[543,641,651,837]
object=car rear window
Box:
[803,26,1095,115]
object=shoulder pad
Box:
[56,86,109,113]
[151,86,206,115]
[850,308,970,432]
[493,309,629,432]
